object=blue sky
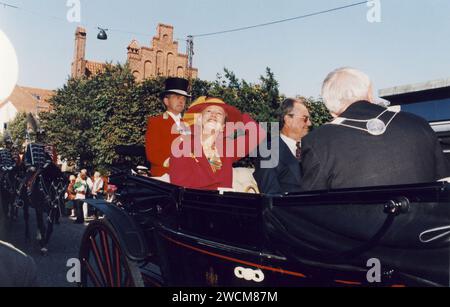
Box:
[1,0,450,98]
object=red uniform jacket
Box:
[145,113,187,177]
[169,114,265,190]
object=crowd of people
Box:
[65,169,108,224]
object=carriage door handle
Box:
[384,197,410,216]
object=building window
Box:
[3,123,7,130]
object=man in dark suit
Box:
[301,67,450,191]
[254,98,312,194]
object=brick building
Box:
[71,24,198,80]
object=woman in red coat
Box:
[169,97,265,191]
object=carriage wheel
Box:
[79,219,144,287]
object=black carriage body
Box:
[82,173,450,287]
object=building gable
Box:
[71,23,198,81]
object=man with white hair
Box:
[300,67,450,191]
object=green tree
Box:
[7,112,28,147]
[304,97,333,129]
[192,68,284,123]
[40,64,169,172]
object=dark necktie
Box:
[296,142,302,161]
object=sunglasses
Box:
[288,114,311,122]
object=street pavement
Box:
[1,209,87,287]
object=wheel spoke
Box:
[100,230,114,287]
[81,222,141,287]
[84,259,103,287]
[115,246,121,287]
[89,233,108,285]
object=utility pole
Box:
[186,35,194,90]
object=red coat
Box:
[169,114,264,190]
[145,113,187,177]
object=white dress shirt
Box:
[167,111,190,135]
[167,111,182,128]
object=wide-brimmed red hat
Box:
[185,96,242,123]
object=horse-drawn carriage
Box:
[79,146,450,287]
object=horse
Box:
[0,148,20,220]
[14,144,67,253]
[1,167,19,220]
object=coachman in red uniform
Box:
[145,78,191,178]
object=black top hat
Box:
[161,77,191,98]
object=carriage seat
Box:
[149,167,260,193]
[232,167,259,194]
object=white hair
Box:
[321,67,372,115]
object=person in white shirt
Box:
[80,169,93,194]
[92,171,104,199]
[73,173,88,223]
